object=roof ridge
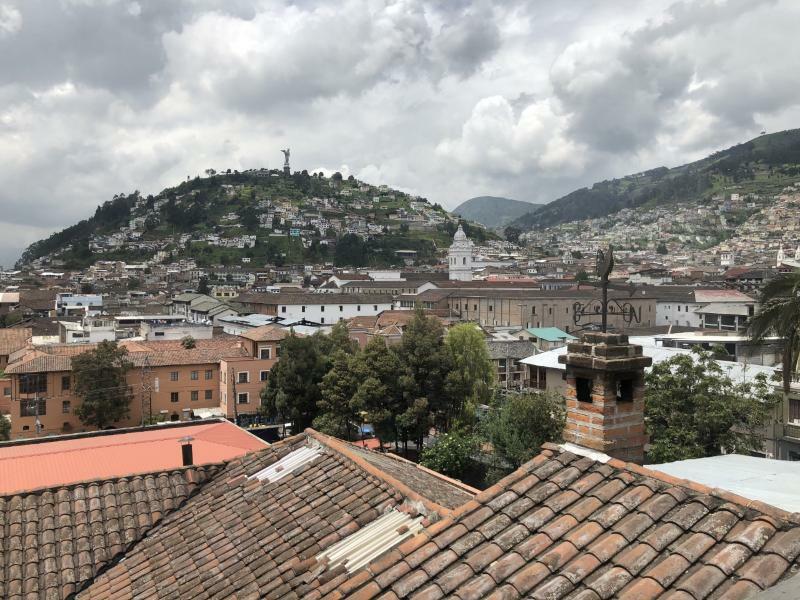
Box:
[539,442,800,526]
[305,429,453,517]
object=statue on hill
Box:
[281,148,291,175]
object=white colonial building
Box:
[447,225,474,281]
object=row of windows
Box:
[170,390,215,402]
[282,305,379,313]
[170,369,214,382]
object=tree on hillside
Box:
[656,242,668,254]
[483,391,566,478]
[443,323,494,428]
[334,234,368,267]
[645,349,777,462]
[503,226,521,244]
[197,276,210,295]
[73,341,133,429]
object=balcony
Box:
[784,422,800,440]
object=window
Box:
[237,392,249,404]
[260,370,269,381]
[373,305,378,311]
[205,389,213,400]
[20,399,46,417]
[357,305,361,311]
[281,306,286,313]
[154,331,165,337]
[191,390,199,401]
[339,305,343,312]
[276,345,281,357]
[20,374,47,394]
[302,305,306,312]
[321,305,325,312]
[473,304,477,311]
[321,317,325,324]
[678,306,681,312]
[576,377,593,403]
[790,398,800,422]
[62,400,71,414]
[170,392,179,403]
[488,305,493,312]
[191,370,199,380]
[205,369,213,380]
[532,306,536,314]
[3,386,9,397]
[616,378,634,402]
[260,347,271,360]
[238,372,249,384]
[61,375,71,391]
[170,371,178,381]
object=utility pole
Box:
[140,355,153,426]
[230,366,239,426]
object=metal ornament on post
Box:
[571,245,641,333]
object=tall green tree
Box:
[443,323,494,428]
[73,341,133,428]
[399,309,451,426]
[352,337,405,447]
[315,350,362,439]
[260,333,327,431]
[645,349,777,462]
[483,391,566,476]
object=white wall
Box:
[656,301,703,328]
[277,300,393,323]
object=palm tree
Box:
[748,271,800,397]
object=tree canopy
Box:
[73,341,133,428]
[645,349,777,463]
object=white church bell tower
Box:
[448,224,474,281]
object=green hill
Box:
[19,170,499,270]
[511,128,800,230]
[452,196,542,228]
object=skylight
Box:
[316,509,424,573]
[250,445,323,482]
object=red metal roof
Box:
[0,420,267,495]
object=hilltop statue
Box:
[281,148,291,175]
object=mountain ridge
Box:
[452,196,542,228]
[510,128,800,230]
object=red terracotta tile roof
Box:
[79,432,451,600]
[0,327,31,356]
[0,420,267,495]
[0,464,219,599]
[5,342,251,373]
[335,443,800,600]
[238,323,290,342]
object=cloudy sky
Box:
[1,0,799,264]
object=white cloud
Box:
[1,0,800,263]
[0,4,21,36]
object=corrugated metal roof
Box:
[315,508,424,572]
[649,454,800,513]
[250,444,323,482]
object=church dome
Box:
[454,225,467,241]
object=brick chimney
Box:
[558,332,652,464]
